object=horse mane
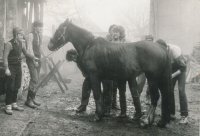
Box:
[69,22,95,43]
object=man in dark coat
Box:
[25,21,43,109]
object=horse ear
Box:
[69,19,72,23]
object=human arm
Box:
[172,70,181,78]
[26,33,34,56]
[22,40,38,61]
[3,42,12,76]
[172,55,186,78]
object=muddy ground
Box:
[0,73,200,136]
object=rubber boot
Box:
[32,92,41,106]
[25,91,37,109]
[133,97,143,120]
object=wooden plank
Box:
[6,0,17,40]
[49,57,69,90]
[40,2,44,22]
[39,50,66,93]
[40,60,65,93]
[28,1,33,32]
[0,0,5,57]
[41,59,63,87]
[36,60,61,90]
[41,60,65,89]
[24,1,28,34]
[34,1,39,21]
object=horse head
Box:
[48,18,71,51]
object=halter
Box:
[50,20,71,50]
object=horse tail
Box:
[159,48,173,123]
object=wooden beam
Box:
[34,1,39,21]
[0,0,6,57]
[28,1,33,32]
[25,1,28,34]
[40,2,44,22]
[36,60,61,90]
[49,57,69,90]
[6,0,18,40]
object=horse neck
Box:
[68,24,94,55]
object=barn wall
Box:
[150,0,200,54]
[0,0,18,58]
[0,0,5,58]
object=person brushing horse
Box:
[48,19,172,128]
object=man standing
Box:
[25,21,43,109]
[156,39,189,124]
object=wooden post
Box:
[28,1,33,32]
[34,1,39,21]
[25,1,28,34]
[40,2,44,22]
[0,0,5,58]
[6,0,18,40]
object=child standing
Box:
[3,27,38,115]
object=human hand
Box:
[171,74,175,78]
[34,61,39,67]
[34,57,39,61]
[5,68,11,76]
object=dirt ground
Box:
[0,73,200,136]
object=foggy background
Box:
[42,0,150,77]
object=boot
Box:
[32,92,41,106]
[118,93,127,118]
[76,105,87,113]
[118,110,127,118]
[157,119,167,128]
[25,91,37,109]
[133,97,143,120]
[103,109,110,117]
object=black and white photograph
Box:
[0,0,200,135]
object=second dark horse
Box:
[48,19,172,128]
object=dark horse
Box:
[48,19,172,128]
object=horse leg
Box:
[90,75,103,121]
[128,78,143,120]
[157,81,171,128]
[140,79,159,127]
[102,80,113,116]
[117,80,127,117]
[137,73,146,95]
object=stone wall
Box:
[150,0,200,54]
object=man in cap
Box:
[25,20,43,109]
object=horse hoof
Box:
[157,119,166,128]
[94,114,102,122]
[139,119,149,128]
